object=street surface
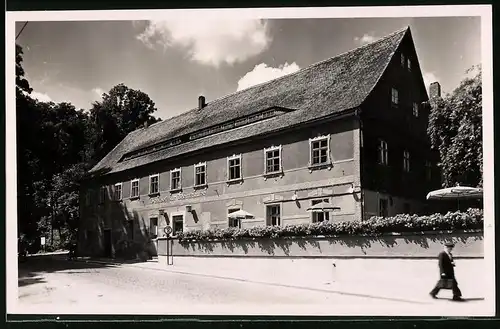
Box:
[15,254,491,316]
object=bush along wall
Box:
[175,208,483,243]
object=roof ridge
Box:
[203,26,409,105]
[143,26,410,131]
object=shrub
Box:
[176,208,483,243]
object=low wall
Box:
[157,231,483,259]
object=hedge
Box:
[176,208,484,242]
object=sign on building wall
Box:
[150,190,208,204]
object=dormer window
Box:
[391,88,399,106]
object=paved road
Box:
[16,255,490,316]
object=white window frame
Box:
[228,207,242,229]
[194,162,207,187]
[309,135,331,167]
[170,211,185,236]
[130,178,140,198]
[311,198,330,223]
[149,174,159,195]
[266,204,282,227]
[403,150,410,172]
[170,168,182,191]
[391,88,399,105]
[227,154,242,182]
[114,182,122,201]
[99,186,107,204]
[412,102,419,117]
[378,140,388,165]
[264,145,282,175]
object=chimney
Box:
[429,82,441,99]
[198,95,206,110]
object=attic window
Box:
[407,58,411,71]
[391,88,399,106]
[413,102,419,117]
[401,54,405,67]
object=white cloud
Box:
[422,71,439,91]
[237,62,300,91]
[137,19,271,67]
[354,33,378,46]
[27,91,53,103]
[93,88,105,97]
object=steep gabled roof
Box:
[89,27,410,177]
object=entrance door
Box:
[103,229,112,258]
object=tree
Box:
[427,64,482,188]
[88,83,161,164]
[16,44,32,95]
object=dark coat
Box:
[438,250,455,279]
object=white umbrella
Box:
[426,186,483,200]
[306,201,341,213]
[228,209,255,219]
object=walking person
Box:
[430,242,463,301]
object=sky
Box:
[15,16,481,121]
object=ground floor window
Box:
[379,198,389,217]
[266,204,281,226]
[311,198,330,223]
[228,208,241,228]
[172,215,184,234]
[149,217,158,239]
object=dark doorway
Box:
[103,229,112,258]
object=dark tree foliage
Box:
[427,65,482,188]
[15,44,161,250]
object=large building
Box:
[78,27,441,258]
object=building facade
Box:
[78,27,441,258]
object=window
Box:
[425,160,432,181]
[379,199,388,217]
[126,220,134,240]
[407,58,411,71]
[114,183,122,201]
[310,136,330,166]
[403,150,410,172]
[378,140,388,165]
[266,204,281,226]
[149,174,159,195]
[171,168,181,191]
[391,88,399,105]
[401,53,405,67]
[228,208,241,228]
[172,215,184,234]
[194,163,206,187]
[264,146,281,174]
[228,155,242,181]
[311,199,330,223]
[131,179,139,198]
[99,186,106,204]
[149,217,158,239]
[413,102,419,117]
